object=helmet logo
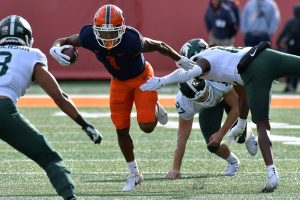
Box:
[1,26,8,35]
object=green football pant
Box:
[0,99,75,199]
[241,49,300,123]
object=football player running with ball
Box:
[140,38,300,192]
[166,77,257,179]
[49,4,194,192]
[0,15,102,200]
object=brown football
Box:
[62,46,78,64]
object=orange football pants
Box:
[110,62,158,129]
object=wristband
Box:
[75,115,89,128]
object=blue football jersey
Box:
[79,25,146,80]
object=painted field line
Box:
[18,94,300,108]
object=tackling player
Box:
[140,38,300,192]
[166,77,257,179]
[49,4,194,192]
[0,15,103,200]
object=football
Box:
[62,46,78,64]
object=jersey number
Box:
[176,101,186,114]
[106,55,120,70]
[0,51,12,76]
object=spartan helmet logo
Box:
[179,38,208,59]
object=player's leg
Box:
[0,99,76,200]
[243,76,279,192]
[110,78,143,192]
[134,62,167,133]
[199,102,240,176]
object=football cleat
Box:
[245,131,258,156]
[262,173,279,193]
[156,102,168,125]
[122,173,143,192]
[224,158,240,176]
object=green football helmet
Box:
[179,78,207,100]
[0,15,33,47]
[179,38,208,59]
[179,77,214,106]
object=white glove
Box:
[140,77,165,91]
[175,56,196,71]
[227,126,245,144]
[82,124,102,144]
[227,117,247,144]
[49,45,73,66]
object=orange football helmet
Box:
[93,4,125,49]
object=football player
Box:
[166,61,257,179]
[49,4,194,192]
[0,15,103,200]
[140,38,300,192]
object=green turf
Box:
[26,79,297,95]
[0,106,300,199]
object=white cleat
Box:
[245,131,258,156]
[156,102,168,125]
[122,173,144,192]
[224,158,240,176]
[261,173,279,193]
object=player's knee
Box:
[138,122,156,133]
[207,145,219,153]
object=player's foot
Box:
[245,131,258,156]
[122,172,144,192]
[156,102,168,125]
[224,158,240,176]
[261,173,279,193]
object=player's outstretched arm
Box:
[166,117,193,179]
[142,37,196,70]
[33,63,102,144]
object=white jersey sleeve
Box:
[197,46,252,85]
[0,45,48,103]
[175,91,197,120]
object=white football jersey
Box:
[175,80,232,120]
[195,46,252,85]
[0,45,47,103]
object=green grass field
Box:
[1,81,300,199]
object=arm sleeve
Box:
[161,65,203,85]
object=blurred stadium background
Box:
[1,0,297,80]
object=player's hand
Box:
[208,132,223,147]
[175,56,196,71]
[82,124,102,144]
[165,169,181,179]
[227,125,245,144]
[49,45,72,66]
[140,77,165,91]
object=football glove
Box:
[140,77,165,91]
[49,45,72,66]
[82,124,102,144]
[227,126,245,144]
[175,56,196,71]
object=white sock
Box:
[267,164,277,176]
[128,160,139,174]
[226,152,238,164]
